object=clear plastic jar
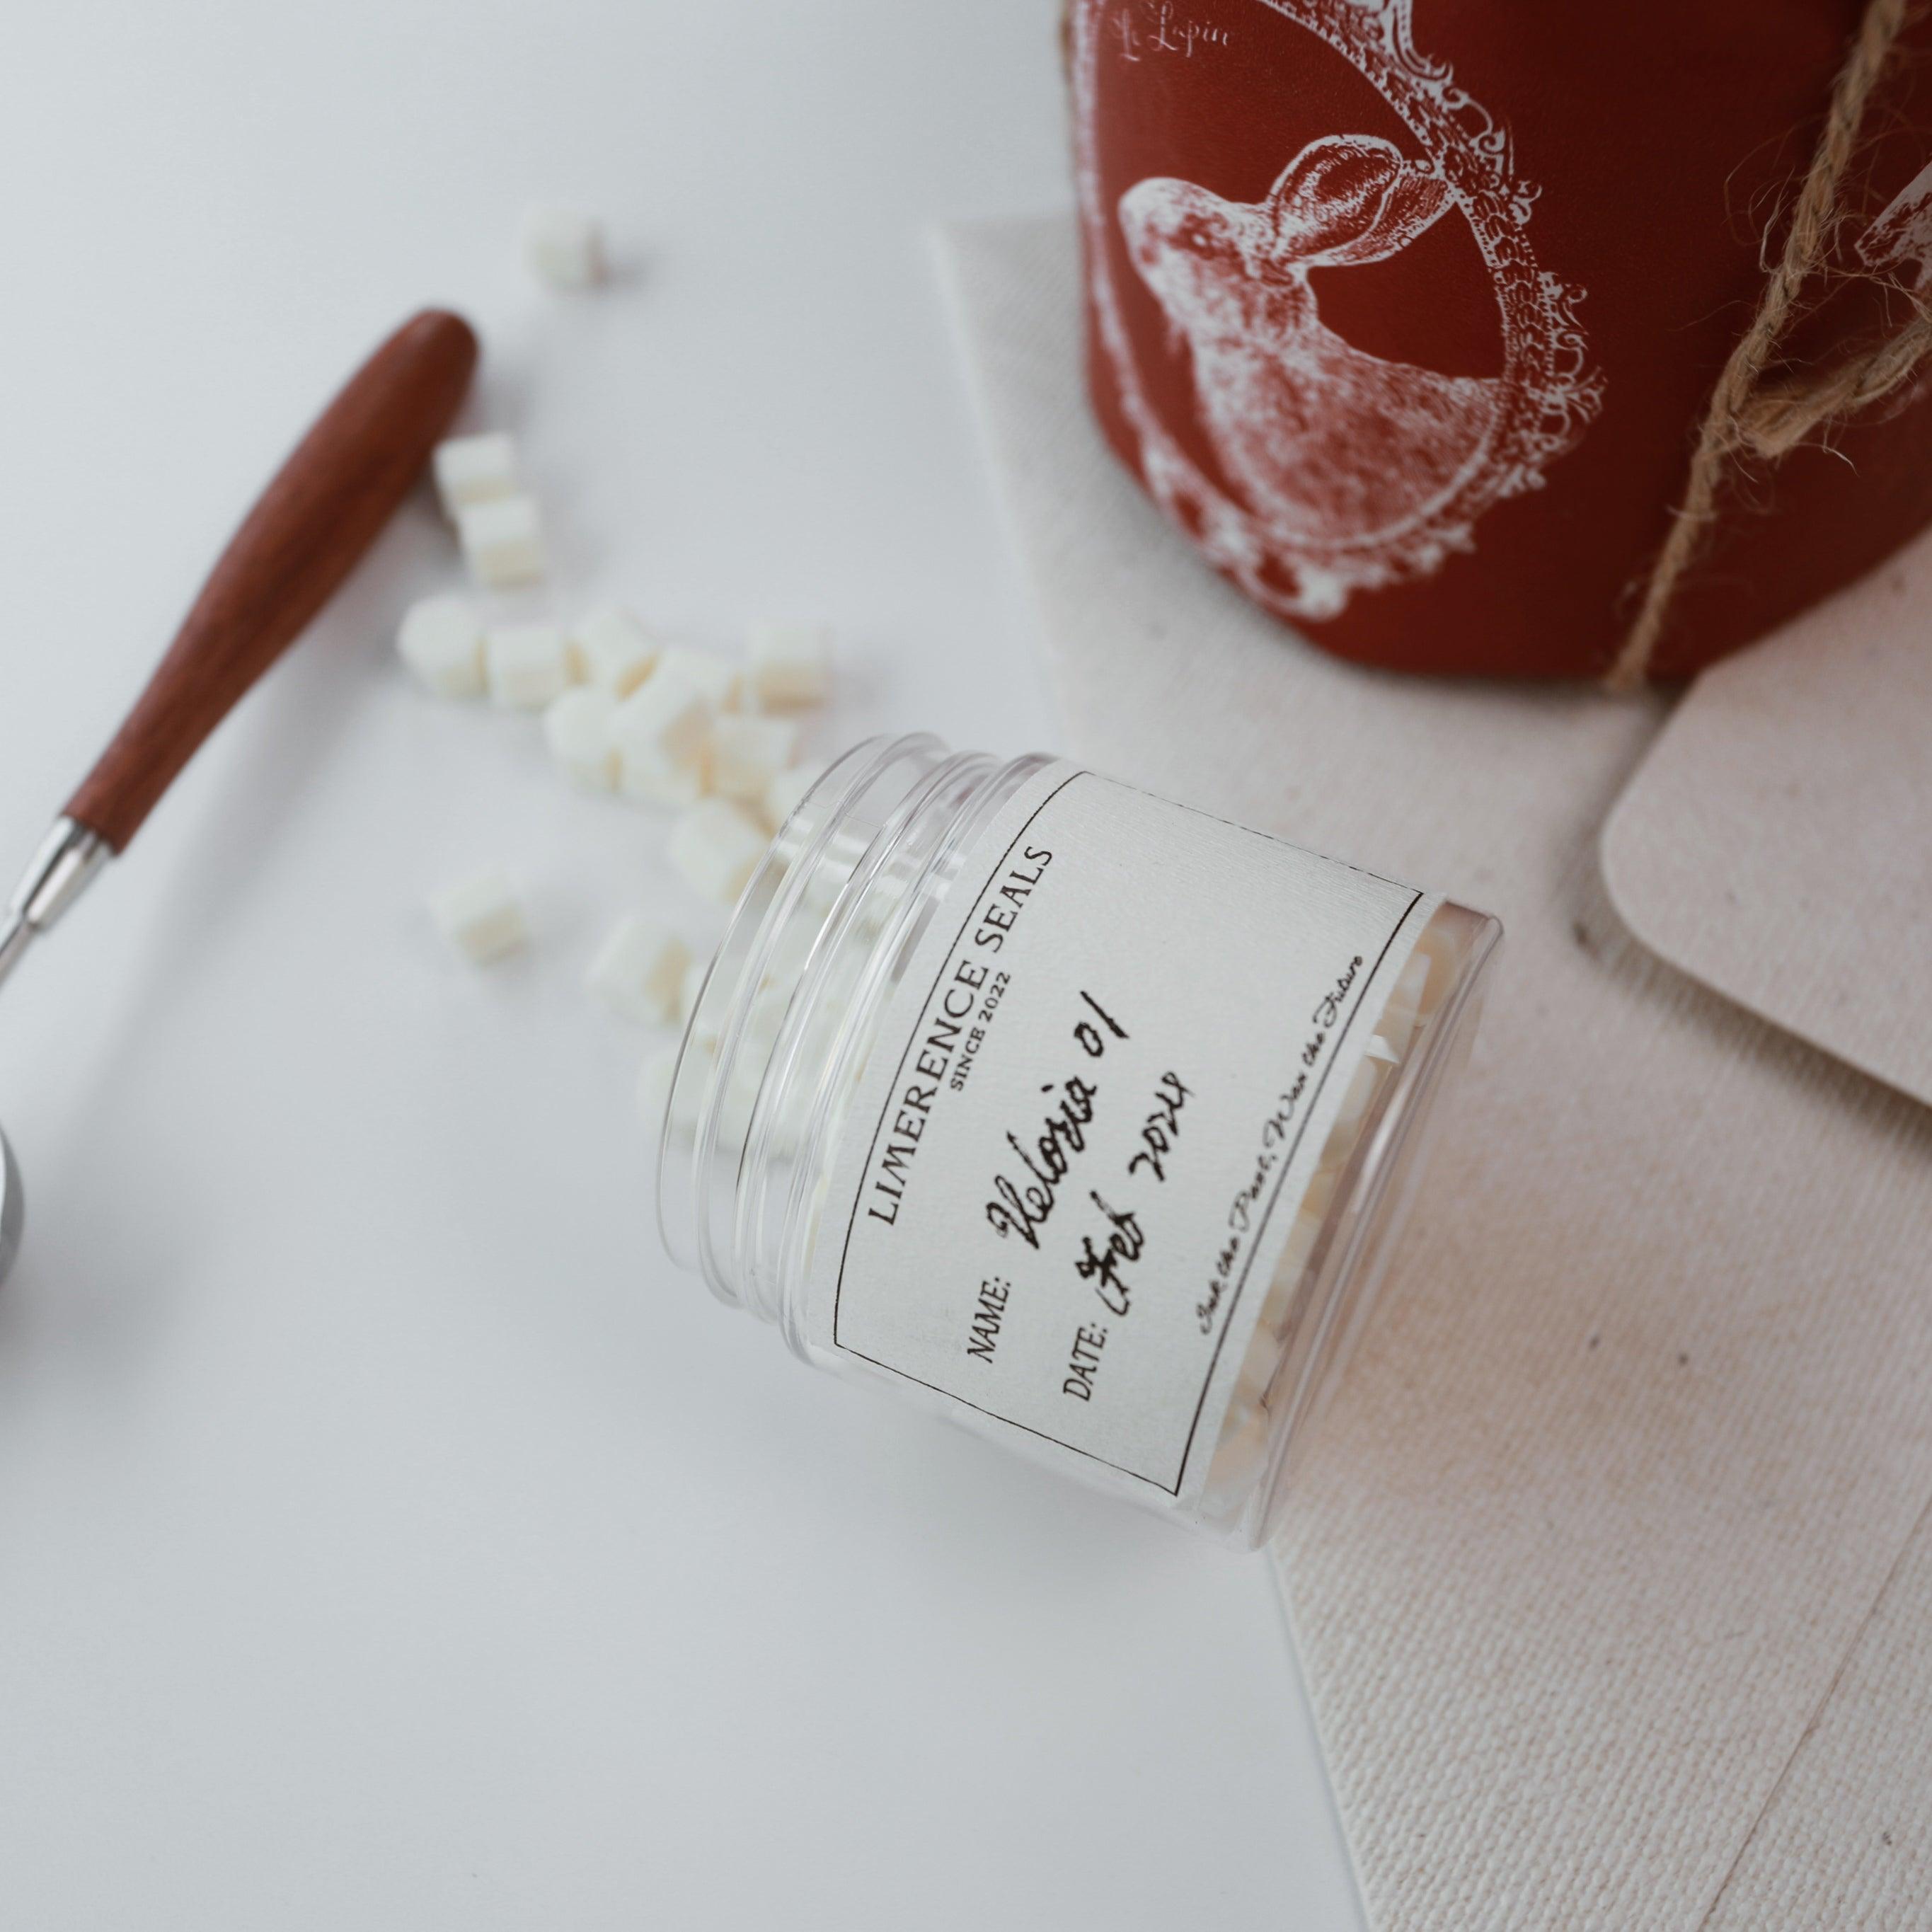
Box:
[659,736,1499,1549]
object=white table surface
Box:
[0,4,1362,1925]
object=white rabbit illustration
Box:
[1119,135,1499,545]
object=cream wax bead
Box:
[396,595,485,698]
[611,661,713,769]
[432,432,518,519]
[667,799,767,905]
[763,759,826,831]
[458,493,546,588]
[572,604,659,697]
[711,715,799,805]
[485,622,575,710]
[543,686,619,790]
[430,869,528,965]
[522,203,606,291]
[656,646,740,713]
[611,660,715,805]
[657,735,1500,1550]
[619,752,708,809]
[746,621,832,707]
[588,916,690,1026]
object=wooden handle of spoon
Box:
[64,307,478,853]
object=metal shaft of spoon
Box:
[0,917,31,989]
[0,818,110,999]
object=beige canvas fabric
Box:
[1603,544,1932,1112]
[1703,1493,1932,1930]
[937,214,1932,1932]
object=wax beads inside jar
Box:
[1190,903,1494,1534]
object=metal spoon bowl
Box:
[1,1127,22,1287]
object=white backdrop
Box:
[0,2,1362,1926]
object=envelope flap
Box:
[1603,529,1932,1110]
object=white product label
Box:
[806,766,1436,1505]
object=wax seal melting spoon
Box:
[0,308,478,1287]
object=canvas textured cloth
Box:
[937,212,1932,1931]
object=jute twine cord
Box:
[1607,0,1930,691]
